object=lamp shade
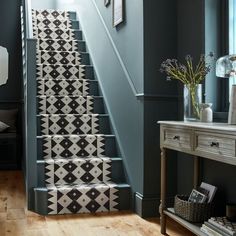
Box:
[216,55,236,78]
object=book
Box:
[201,224,228,236]
[208,217,236,236]
[204,222,231,236]
[188,189,207,203]
[200,182,217,203]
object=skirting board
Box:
[135,192,175,218]
[135,192,160,218]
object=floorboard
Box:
[0,171,194,236]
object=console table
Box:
[158,121,236,236]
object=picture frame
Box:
[112,0,124,27]
[104,0,110,7]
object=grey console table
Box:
[158,121,236,236]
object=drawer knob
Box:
[173,135,180,140]
[210,142,219,148]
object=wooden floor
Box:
[0,171,194,236]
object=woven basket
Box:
[174,195,214,223]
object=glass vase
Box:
[184,84,202,121]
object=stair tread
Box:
[35,182,130,190]
[38,38,84,43]
[37,157,122,163]
[37,50,87,54]
[37,78,93,80]
[37,95,102,97]
[37,113,107,117]
[37,134,115,138]
[33,27,81,32]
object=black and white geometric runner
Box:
[36,64,86,80]
[33,28,76,40]
[47,182,119,214]
[36,51,81,65]
[33,18,72,29]
[42,135,105,159]
[32,9,69,20]
[38,95,94,114]
[37,79,89,96]
[33,9,125,215]
[45,157,112,185]
[37,39,79,52]
[40,114,99,135]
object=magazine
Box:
[204,222,231,236]
[200,182,217,203]
[208,217,236,236]
[188,189,207,203]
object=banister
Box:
[21,0,38,210]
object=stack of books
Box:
[201,217,236,236]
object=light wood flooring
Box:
[0,171,194,236]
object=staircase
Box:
[31,9,130,215]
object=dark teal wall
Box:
[141,0,179,216]
[0,0,22,101]
[92,0,144,93]
[144,0,178,96]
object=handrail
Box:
[21,0,38,211]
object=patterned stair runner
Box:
[32,9,129,215]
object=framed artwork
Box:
[112,0,124,27]
[104,0,110,7]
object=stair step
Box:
[43,157,112,185]
[36,64,94,80]
[34,183,130,215]
[37,79,98,96]
[37,39,86,52]
[36,51,90,65]
[33,18,79,30]
[37,95,104,115]
[37,157,125,185]
[32,10,77,21]
[37,114,110,135]
[37,134,117,159]
[33,28,82,40]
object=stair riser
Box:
[36,51,90,65]
[33,19,79,30]
[33,29,82,41]
[37,96,105,115]
[36,80,98,96]
[34,185,130,215]
[37,115,110,136]
[37,40,86,52]
[37,158,125,186]
[37,135,117,159]
[32,10,76,21]
[36,64,94,80]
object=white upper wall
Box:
[31,0,57,10]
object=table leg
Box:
[160,147,167,235]
[193,156,199,189]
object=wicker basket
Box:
[174,195,214,223]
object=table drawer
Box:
[195,132,236,157]
[163,128,191,150]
